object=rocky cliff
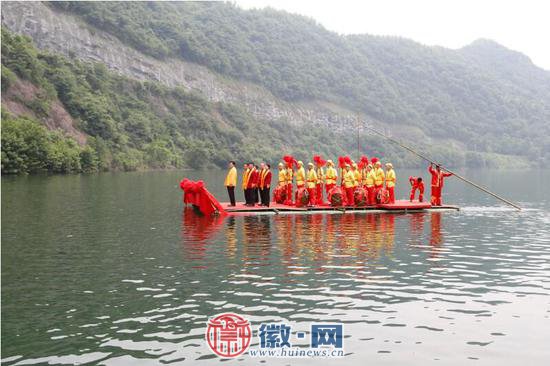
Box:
[2,1,371,134]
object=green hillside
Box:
[2,29,377,174]
[50,1,550,166]
[2,1,550,174]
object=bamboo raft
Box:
[220,200,459,214]
[182,122,520,216]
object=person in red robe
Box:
[247,164,259,206]
[259,163,272,207]
[409,176,425,202]
[428,164,452,206]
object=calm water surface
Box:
[2,169,550,365]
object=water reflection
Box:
[409,212,426,237]
[180,207,225,266]
[180,212,429,273]
[430,212,444,259]
[226,216,238,259]
[243,216,272,268]
[3,170,550,365]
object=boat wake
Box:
[461,206,538,213]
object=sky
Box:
[236,0,550,70]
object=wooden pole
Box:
[363,124,522,211]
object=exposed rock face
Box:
[1,1,370,132]
[1,77,88,145]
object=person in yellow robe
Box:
[365,164,376,205]
[325,160,337,200]
[242,163,251,205]
[315,161,325,204]
[352,163,361,188]
[284,163,294,205]
[385,163,396,204]
[343,164,355,205]
[361,165,368,188]
[224,160,237,206]
[374,161,385,200]
[274,163,287,204]
[307,162,318,206]
[277,163,286,187]
[374,161,385,187]
[295,161,306,189]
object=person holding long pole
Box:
[362,123,521,210]
[428,163,452,206]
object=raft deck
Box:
[221,200,459,214]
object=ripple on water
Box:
[2,174,550,364]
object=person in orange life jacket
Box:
[325,160,337,202]
[343,164,355,205]
[242,163,251,205]
[409,176,425,202]
[259,163,272,207]
[365,164,376,205]
[428,163,452,206]
[385,163,396,204]
[306,162,318,206]
[224,160,237,206]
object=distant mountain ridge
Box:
[459,39,550,97]
[1,1,549,173]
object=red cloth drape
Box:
[180,178,225,216]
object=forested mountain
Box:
[2,1,549,174]
[2,29,363,173]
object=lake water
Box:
[2,169,550,365]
